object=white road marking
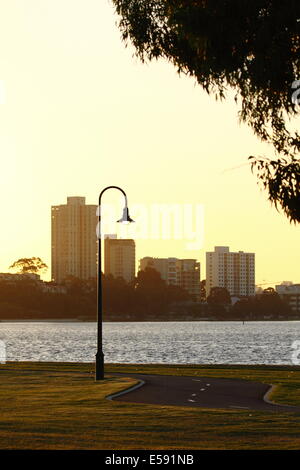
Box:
[229,405,249,409]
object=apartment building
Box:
[104,235,136,283]
[139,257,178,285]
[206,246,255,298]
[176,259,201,301]
[51,196,97,283]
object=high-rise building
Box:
[51,196,97,283]
[139,257,201,300]
[206,246,255,298]
[176,259,201,301]
[104,235,135,283]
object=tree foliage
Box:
[9,257,48,275]
[112,0,300,222]
[132,267,190,314]
[207,286,231,305]
[249,156,300,223]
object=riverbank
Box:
[0,362,299,449]
[1,318,300,322]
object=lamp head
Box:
[117,207,135,224]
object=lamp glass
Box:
[117,207,135,224]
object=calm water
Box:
[0,321,299,365]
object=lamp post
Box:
[95,186,134,381]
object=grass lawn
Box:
[0,362,299,450]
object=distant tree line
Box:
[206,286,293,320]
[0,267,190,321]
[0,266,296,321]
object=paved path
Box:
[110,373,300,413]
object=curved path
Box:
[109,373,300,413]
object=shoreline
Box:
[0,319,300,323]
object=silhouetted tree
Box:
[207,286,231,305]
[258,287,290,316]
[231,297,255,319]
[9,257,48,275]
[134,267,169,314]
[64,276,85,295]
[103,274,135,316]
[112,0,300,222]
[250,157,300,224]
[166,283,191,303]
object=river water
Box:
[0,321,299,365]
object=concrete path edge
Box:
[263,384,296,408]
[106,379,145,401]
[263,384,278,405]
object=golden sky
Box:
[0,0,299,286]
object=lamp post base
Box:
[95,351,105,380]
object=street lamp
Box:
[95,186,135,381]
